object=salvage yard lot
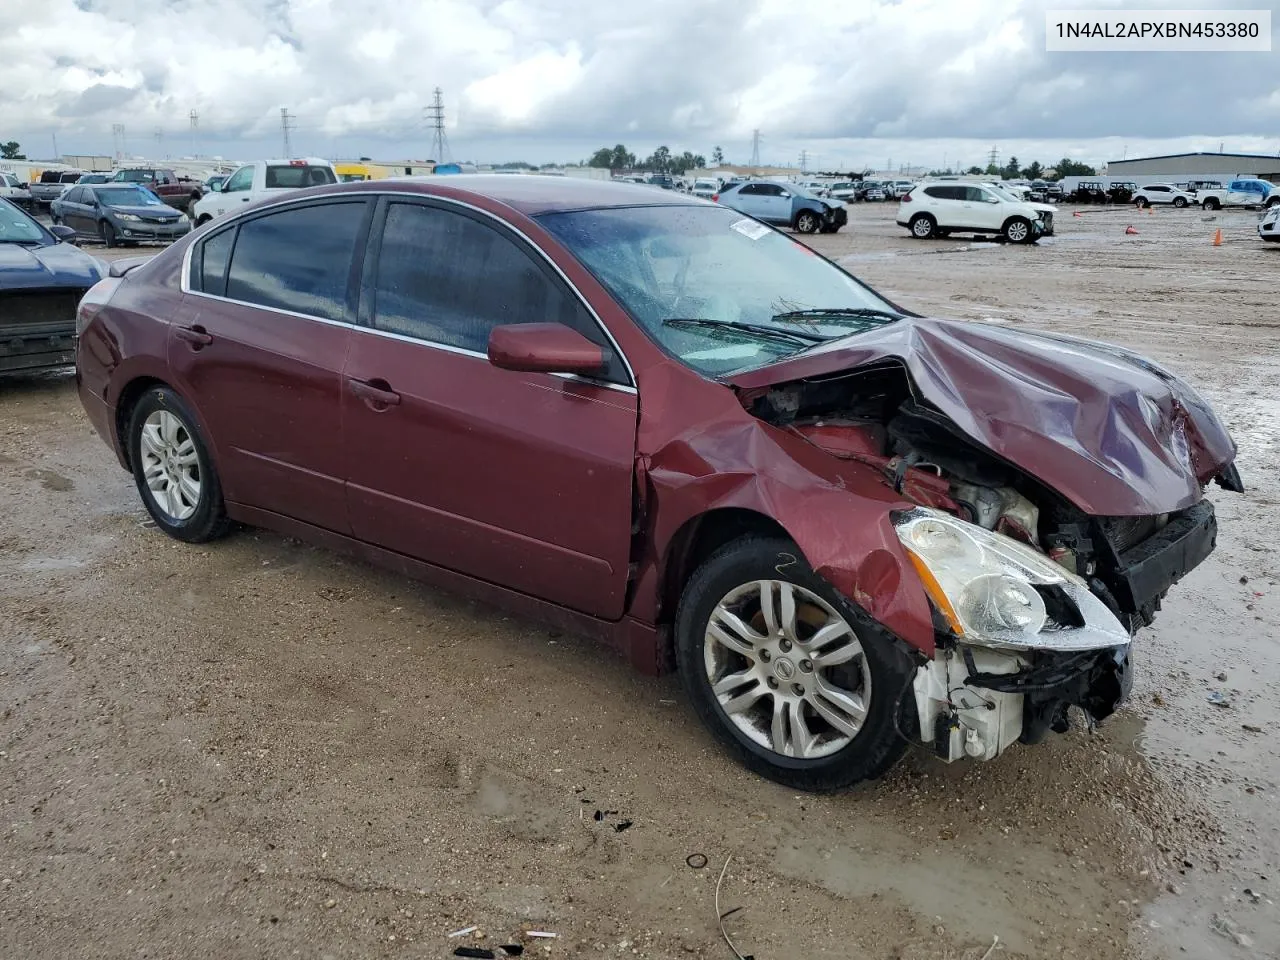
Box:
[2,201,1276,960]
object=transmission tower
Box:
[987,145,999,169]
[280,107,296,158]
[427,88,451,164]
[749,129,760,167]
[189,109,199,157]
[111,123,126,161]
[798,149,808,173]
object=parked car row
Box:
[51,184,191,247]
[66,174,1241,792]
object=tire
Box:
[909,213,936,239]
[1134,197,1149,208]
[1173,197,1188,208]
[674,536,915,792]
[794,210,820,234]
[127,386,231,544]
[51,214,62,226]
[1267,197,1280,209]
[196,214,213,226]
[1002,216,1034,244]
[1203,198,1221,210]
[101,221,117,248]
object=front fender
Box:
[635,413,937,656]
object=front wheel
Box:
[794,210,820,234]
[1173,196,1188,208]
[1003,216,1035,244]
[1135,197,1149,208]
[101,221,117,248]
[127,386,231,543]
[675,536,914,791]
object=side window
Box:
[195,227,235,297]
[963,186,989,202]
[224,201,366,321]
[370,202,627,384]
[925,185,959,200]
[224,166,253,193]
[62,187,81,204]
[737,184,761,196]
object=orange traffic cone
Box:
[1147,206,1154,215]
[1125,225,1139,235]
[1213,229,1223,246]
[1073,210,1083,217]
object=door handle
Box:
[175,325,213,347]
[348,377,400,408]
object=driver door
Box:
[215,165,253,216]
[966,186,1004,229]
[754,184,791,223]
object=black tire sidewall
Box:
[675,536,914,791]
[101,221,115,247]
[127,386,228,543]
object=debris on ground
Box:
[1209,912,1253,947]
[715,856,754,960]
[448,926,480,938]
[453,949,496,960]
[686,853,709,869]
[1206,690,1231,708]
[1243,888,1261,904]
[1242,724,1262,733]
[978,935,1001,960]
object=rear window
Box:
[40,171,63,183]
[115,170,155,182]
[264,165,337,189]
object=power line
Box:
[280,107,297,158]
[426,88,450,164]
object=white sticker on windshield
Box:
[730,218,771,240]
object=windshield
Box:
[96,186,165,207]
[264,164,337,188]
[0,199,50,243]
[538,204,902,377]
[114,170,154,182]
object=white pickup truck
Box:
[1193,178,1278,211]
[190,158,338,224]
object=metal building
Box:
[1105,151,1280,184]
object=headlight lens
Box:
[116,213,141,222]
[894,508,1129,650]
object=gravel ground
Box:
[1,202,1277,960]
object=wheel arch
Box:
[114,375,170,470]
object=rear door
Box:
[172,198,372,530]
[727,183,764,217]
[754,184,791,223]
[341,197,638,618]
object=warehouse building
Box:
[1105,151,1280,185]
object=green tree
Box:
[641,145,672,172]
[588,147,613,168]
[983,163,1000,175]
[1055,157,1097,177]
[588,144,636,170]
[1022,160,1044,180]
[1,140,25,160]
[711,145,724,165]
[966,165,983,175]
[1003,155,1021,179]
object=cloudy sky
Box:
[1,0,1277,170]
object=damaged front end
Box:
[732,320,1241,765]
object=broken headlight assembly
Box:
[893,508,1130,651]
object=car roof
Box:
[346,174,707,216]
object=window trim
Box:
[179,189,637,393]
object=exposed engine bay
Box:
[742,363,1219,763]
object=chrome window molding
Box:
[179,189,638,391]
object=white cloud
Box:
[0,0,1276,165]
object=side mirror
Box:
[488,323,607,377]
[779,192,791,199]
[49,224,77,244]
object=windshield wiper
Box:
[771,307,904,322]
[662,317,828,347]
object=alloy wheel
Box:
[139,410,202,521]
[703,580,872,759]
[1006,221,1030,242]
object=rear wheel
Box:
[1203,198,1221,210]
[794,210,820,234]
[127,386,231,543]
[909,213,936,239]
[675,536,915,791]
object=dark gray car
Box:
[50,184,191,247]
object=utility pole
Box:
[189,109,199,158]
[112,123,126,161]
[280,107,296,158]
[154,126,164,159]
[749,129,760,168]
[987,145,999,170]
[51,132,58,160]
[426,88,450,164]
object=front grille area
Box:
[0,289,86,329]
[1099,514,1162,552]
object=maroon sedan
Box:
[75,176,1241,790]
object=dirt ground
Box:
[2,202,1277,960]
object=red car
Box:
[75,177,1242,790]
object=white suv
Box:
[897,182,1052,243]
[1131,183,1194,208]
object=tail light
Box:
[901,193,912,202]
[76,277,122,335]
[711,193,719,202]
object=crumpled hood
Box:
[729,317,1239,516]
[0,241,105,291]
